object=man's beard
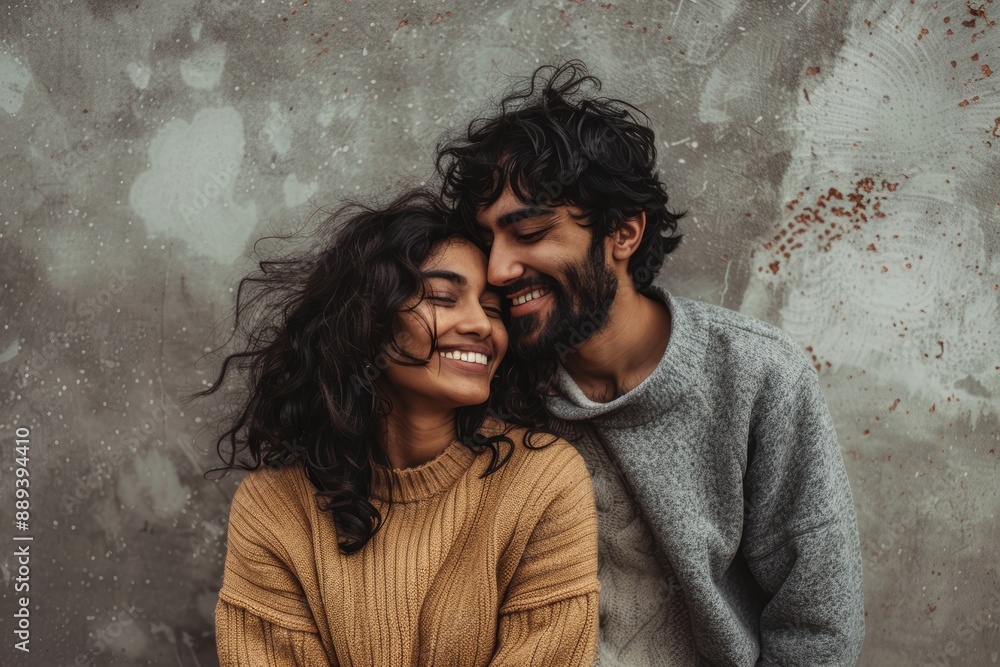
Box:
[509,240,618,363]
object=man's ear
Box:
[610,212,646,261]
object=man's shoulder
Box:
[669,294,814,386]
[673,295,797,350]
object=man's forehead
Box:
[476,187,523,227]
[476,190,555,231]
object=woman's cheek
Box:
[493,324,509,364]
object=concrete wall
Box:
[1,0,997,664]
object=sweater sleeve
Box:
[216,598,334,666]
[743,366,865,666]
[216,468,334,665]
[491,447,601,667]
[490,594,599,667]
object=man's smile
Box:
[507,285,553,316]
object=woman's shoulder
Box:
[480,422,598,558]
[228,459,316,528]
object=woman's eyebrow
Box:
[422,270,467,286]
[482,285,505,300]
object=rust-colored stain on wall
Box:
[0,0,997,665]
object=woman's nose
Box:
[456,302,493,338]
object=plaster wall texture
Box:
[0,0,997,665]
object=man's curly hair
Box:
[436,59,683,290]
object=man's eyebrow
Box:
[494,206,554,230]
[421,270,467,286]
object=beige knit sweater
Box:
[215,425,600,666]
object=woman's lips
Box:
[437,349,491,373]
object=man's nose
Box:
[487,238,523,287]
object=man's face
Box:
[476,186,619,362]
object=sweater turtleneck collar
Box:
[546,285,708,429]
[369,436,477,503]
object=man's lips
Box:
[506,285,551,305]
[508,286,551,315]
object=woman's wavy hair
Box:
[188,188,553,554]
[436,59,684,290]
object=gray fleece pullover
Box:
[545,286,865,666]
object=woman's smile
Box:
[438,345,493,372]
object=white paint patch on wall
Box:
[263,101,295,156]
[125,61,152,89]
[116,448,190,521]
[315,102,372,135]
[111,0,199,44]
[180,42,227,90]
[0,52,32,115]
[740,2,1000,419]
[129,107,258,265]
[284,173,319,208]
[316,105,338,128]
[0,337,20,363]
[697,34,786,130]
[36,224,112,296]
[698,64,752,126]
[745,197,998,421]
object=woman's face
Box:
[379,238,508,410]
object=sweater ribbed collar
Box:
[369,435,478,503]
[546,286,708,429]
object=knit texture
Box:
[570,423,698,667]
[545,286,865,667]
[215,422,601,666]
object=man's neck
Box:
[561,287,671,403]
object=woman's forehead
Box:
[422,237,487,274]
[420,240,505,301]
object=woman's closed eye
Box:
[481,303,503,318]
[427,293,456,305]
[428,293,499,318]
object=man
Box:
[437,61,865,666]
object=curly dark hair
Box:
[188,188,553,554]
[436,59,684,290]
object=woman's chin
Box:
[444,387,492,409]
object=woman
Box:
[194,189,600,666]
